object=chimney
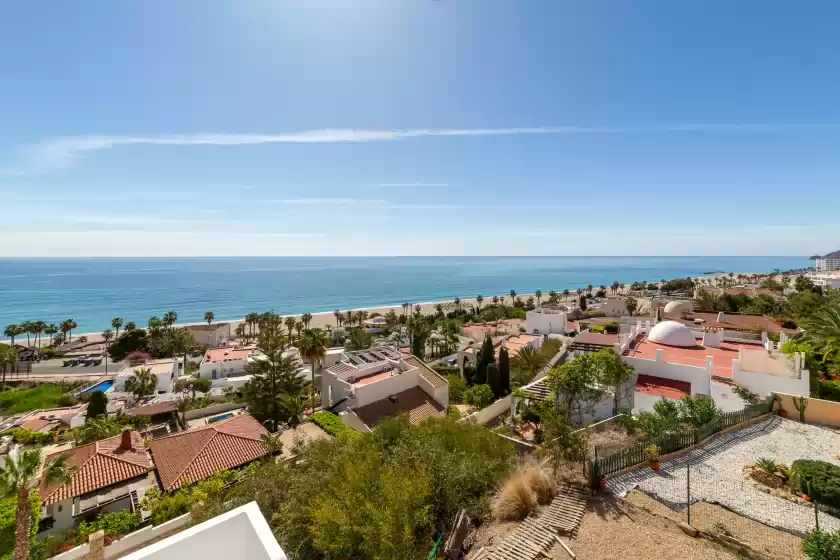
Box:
[119,428,133,451]
[717,312,724,323]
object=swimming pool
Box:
[207,413,233,424]
[82,379,114,395]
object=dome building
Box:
[663,300,693,316]
[647,320,698,348]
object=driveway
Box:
[606,416,840,535]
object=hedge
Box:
[816,378,840,403]
[791,459,840,509]
[311,411,359,439]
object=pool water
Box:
[83,379,114,394]
[208,413,233,424]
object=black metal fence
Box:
[590,402,771,483]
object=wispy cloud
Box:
[10,123,840,174]
[372,182,451,188]
[269,197,367,205]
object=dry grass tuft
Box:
[494,474,538,521]
[522,466,556,505]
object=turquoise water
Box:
[0,256,810,335]
[208,413,234,424]
[82,380,114,394]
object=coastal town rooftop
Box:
[664,310,793,334]
[202,347,255,364]
[624,334,764,379]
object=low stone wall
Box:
[774,392,840,427]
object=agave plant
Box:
[756,457,779,474]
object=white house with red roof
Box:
[40,429,156,533]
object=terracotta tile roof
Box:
[352,387,444,428]
[123,402,177,417]
[22,418,53,432]
[494,334,540,360]
[635,374,691,400]
[403,355,448,389]
[624,335,763,379]
[150,414,269,490]
[571,332,619,347]
[40,431,154,505]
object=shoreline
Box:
[1,268,807,345]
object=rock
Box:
[678,522,699,537]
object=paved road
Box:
[607,416,840,536]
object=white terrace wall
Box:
[462,395,513,426]
[417,370,449,408]
[353,369,419,408]
[183,402,243,421]
[622,351,713,396]
[732,359,810,398]
[50,513,191,560]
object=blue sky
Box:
[2,0,839,257]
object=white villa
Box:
[525,307,568,335]
[114,359,179,395]
[620,320,809,413]
[197,346,309,388]
[321,346,449,432]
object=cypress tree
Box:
[475,335,495,385]
[498,346,510,396]
[487,362,501,399]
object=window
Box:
[57,504,63,513]
[212,369,217,379]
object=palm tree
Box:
[124,321,136,332]
[20,321,33,347]
[0,447,74,560]
[476,295,484,312]
[402,302,410,316]
[260,432,283,459]
[298,328,329,405]
[587,284,593,295]
[168,328,196,372]
[801,300,840,363]
[60,319,76,343]
[576,288,583,298]
[301,313,313,329]
[279,392,309,429]
[535,290,542,307]
[44,324,58,347]
[511,345,549,384]
[414,304,421,315]
[611,281,620,295]
[33,321,47,348]
[101,329,114,374]
[620,283,625,294]
[125,367,157,398]
[0,344,16,391]
[492,295,500,306]
[344,311,354,330]
[454,297,461,312]
[510,290,517,304]
[435,304,444,317]
[294,320,304,341]
[3,324,20,348]
[163,311,178,328]
[111,317,124,338]
[204,311,214,325]
[333,310,343,327]
[345,329,372,351]
[562,289,570,301]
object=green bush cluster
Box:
[6,428,54,445]
[803,528,840,559]
[311,411,359,439]
[0,493,39,557]
[77,510,141,540]
[791,460,840,508]
[197,416,515,560]
[0,384,67,415]
[816,378,840,403]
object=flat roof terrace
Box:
[624,335,764,379]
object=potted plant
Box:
[778,408,787,418]
[645,445,661,470]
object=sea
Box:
[0,256,810,336]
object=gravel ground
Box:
[607,416,840,536]
[545,493,740,560]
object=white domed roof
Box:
[648,320,697,347]
[664,300,693,314]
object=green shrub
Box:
[756,457,779,474]
[0,492,39,557]
[791,460,840,508]
[463,384,494,409]
[6,428,54,446]
[446,374,467,404]
[77,509,141,540]
[816,378,840,403]
[57,393,77,407]
[591,325,605,334]
[803,528,840,559]
[311,411,359,439]
[603,321,619,334]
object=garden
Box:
[746,457,840,517]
